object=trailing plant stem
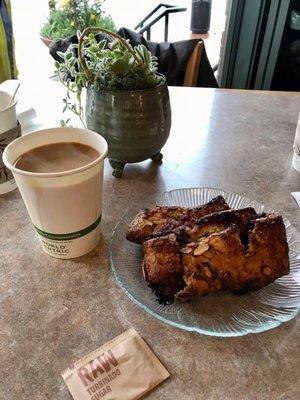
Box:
[79,27,144,83]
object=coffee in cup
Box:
[14,142,100,173]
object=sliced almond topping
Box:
[180,247,193,254]
[203,266,212,278]
[194,242,209,256]
[142,219,153,227]
[168,233,177,243]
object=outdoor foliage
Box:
[40,0,116,40]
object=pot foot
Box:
[109,159,125,178]
[151,152,163,162]
[112,169,123,178]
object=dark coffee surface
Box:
[15,142,100,173]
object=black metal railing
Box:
[134,3,186,42]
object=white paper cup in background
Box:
[0,90,19,194]
[0,90,17,134]
[3,127,108,259]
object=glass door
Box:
[219,0,291,89]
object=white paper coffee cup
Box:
[3,127,108,259]
[0,90,18,194]
[0,90,17,134]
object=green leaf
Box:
[109,59,131,77]
[112,50,123,59]
[60,118,70,127]
[89,45,98,53]
[98,40,106,50]
[135,47,145,65]
[57,51,65,59]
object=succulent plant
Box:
[56,28,165,126]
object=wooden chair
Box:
[183,41,204,87]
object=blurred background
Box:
[10,0,227,84]
[6,0,300,91]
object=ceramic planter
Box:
[85,83,171,177]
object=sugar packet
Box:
[62,328,169,400]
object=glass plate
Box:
[109,188,300,337]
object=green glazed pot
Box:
[85,83,171,177]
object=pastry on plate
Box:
[126,195,230,244]
[177,214,289,300]
[142,213,289,302]
[127,196,290,303]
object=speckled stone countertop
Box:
[0,86,299,400]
